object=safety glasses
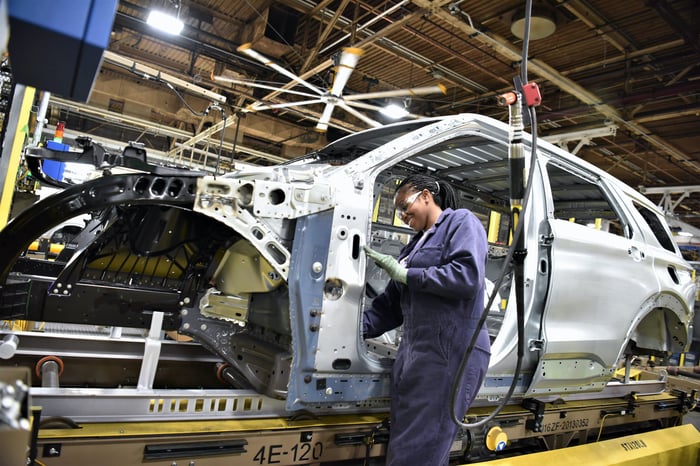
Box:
[394,190,422,217]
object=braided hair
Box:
[396,174,458,210]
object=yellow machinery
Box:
[7,364,698,466]
[480,424,700,466]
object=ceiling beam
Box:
[412,0,700,177]
[646,0,700,55]
[48,96,286,164]
[299,0,352,73]
[103,50,226,103]
[553,0,635,54]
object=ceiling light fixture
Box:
[381,103,409,119]
[147,1,184,35]
[429,67,445,80]
[511,5,557,40]
[381,102,409,119]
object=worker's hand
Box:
[364,246,408,285]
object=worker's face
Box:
[395,188,428,231]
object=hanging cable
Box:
[450,90,536,431]
[204,103,227,176]
[231,113,242,161]
[111,59,209,118]
[109,60,233,174]
[162,80,207,117]
[449,0,541,433]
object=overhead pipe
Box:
[664,366,700,380]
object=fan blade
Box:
[237,43,324,95]
[315,103,337,132]
[329,47,363,96]
[344,84,446,101]
[211,75,319,99]
[338,102,382,128]
[251,99,325,111]
[315,48,364,131]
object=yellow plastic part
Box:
[48,243,65,256]
[486,426,508,452]
[342,47,364,57]
[487,211,501,243]
[214,239,284,295]
[614,367,642,381]
[475,424,700,466]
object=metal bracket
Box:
[523,398,545,432]
[528,339,544,352]
[669,388,699,414]
[539,233,554,246]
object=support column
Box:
[0,84,35,228]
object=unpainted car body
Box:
[0,113,694,414]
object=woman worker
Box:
[363,173,491,465]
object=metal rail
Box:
[31,387,288,422]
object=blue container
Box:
[42,160,65,181]
[683,352,697,367]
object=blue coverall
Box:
[363,208,491,466]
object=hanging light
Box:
[511,5,557,40]
[147,0,184,35]
[381,97,411,120]
[380,102,409,119]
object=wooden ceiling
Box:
[49,0,700,226]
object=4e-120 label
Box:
[252,441,324,464]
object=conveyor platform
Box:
[3,328,700,465]
[22,384,698,465]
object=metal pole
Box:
[137,311,164,390]
[40,360,60,388]
[31,90,51,146]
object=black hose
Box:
[450,97,534,431]
[450,0,537,432]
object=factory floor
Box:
[686,409,700,430]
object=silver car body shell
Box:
[193,113,695,412]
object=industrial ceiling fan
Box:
[212,43,446,132]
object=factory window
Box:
[108,98,124,113]
[546,163,625,237]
